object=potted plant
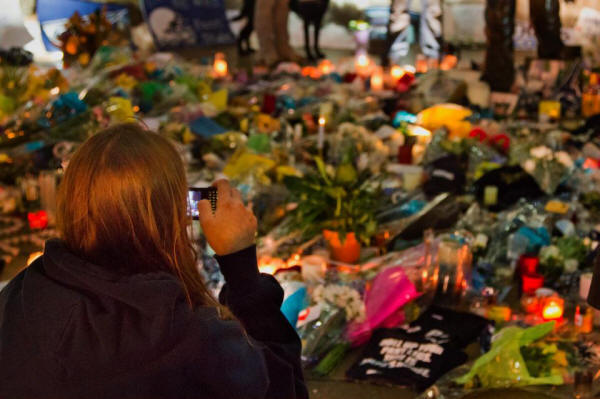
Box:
[284,155,381,264]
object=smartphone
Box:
[188,187,218,219]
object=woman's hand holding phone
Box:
[198,179,257,256]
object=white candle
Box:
[370,70,384,92]
[483,186,498,206]
[318,116,325,150]
[403,169,422,191]
[294,123,302,140]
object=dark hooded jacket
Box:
[0,239,307,399]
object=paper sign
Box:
[141,0,235,49]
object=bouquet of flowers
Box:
[520,145,573,194]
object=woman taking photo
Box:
[0,123,308,399]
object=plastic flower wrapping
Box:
[455,322,587,389]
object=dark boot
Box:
[530,0,563,59]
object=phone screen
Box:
[188,190,201,219]
[188,187,217,219]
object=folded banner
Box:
[140,0,235,49]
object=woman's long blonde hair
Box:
[56,123,217,308]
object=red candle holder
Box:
[521,294,539,314]
[28,210,48,230]
[519,254,539,275]
[522,273,544,295]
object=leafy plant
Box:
[284,156,381,245]
[556,236,588,265]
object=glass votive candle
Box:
[519,254,539,275]
[541,296,564,321]
[520,294,539,314]
[522,273,544,295]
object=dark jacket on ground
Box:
[0,239,308,399]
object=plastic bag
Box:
[455,322,563,388]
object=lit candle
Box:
[370,68,384,92]
[522,273,544,295]
[318,59,334,75]
[390,65,405,82]
[258,256,286,275]
[318,116,325,150]
[355,53,370,76]
[521,295,539,314]
[483,186,498,207]
[541,296,564,321]
[28,210,48,230]
[213,52,228,78]
[440,54,458,71]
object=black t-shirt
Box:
[347,306,489,391]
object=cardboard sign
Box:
[141,0,235,49]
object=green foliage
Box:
[581,191,600,216]
[556,236,588,265]
[284,156,381,245]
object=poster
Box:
[141,0,235,49]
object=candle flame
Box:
[356,54,369,68]
[318,116,325,126]
[319,60,334,75]
[213,53,228,77]
[390,66,405,79]
[542,298,564,320]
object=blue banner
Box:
[140,0,235,49]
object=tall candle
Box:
[580,272,593,300]
[318,116,325,150]
[370,69,384,92]
[355,53,370,76]
[390,65,404,81]
[213,52,228,78]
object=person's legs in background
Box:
[274,0,301,63]
[529,0,563,59]
[383,0,411,66]
[254,0,279,66]
[419,0,442,59]
[481,0,516,92]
